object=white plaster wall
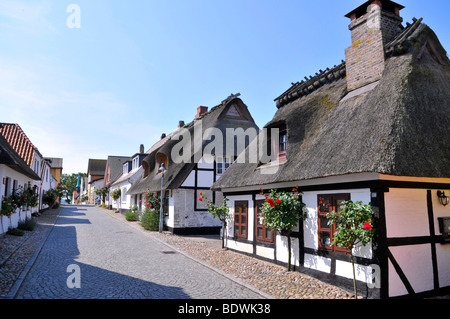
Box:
[197,170,214,188]
[181,171,195,187]
[386,188,450,295]
[256,245,274,260]
[431,188,450,289]
[0,165,35,234]
[303,189,372,257]
[276,235,299,267]
[389,244,434,297]
[385,188,429,237]
[197,155,215,169]
[436,244,450,288]
[172,189,221,229]
[301,188,372,279]
[304,253,331,273]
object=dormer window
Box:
[132,157,139,170]
[266,123,287,161]
[278,125,287,160]
[216,156,231,175]
[156,152,168,174]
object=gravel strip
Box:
[0,208,60,297]
[105,208,356,299]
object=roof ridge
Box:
[275,18,423,109]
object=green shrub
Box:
[125,210,138,221]
[7,227,25,237]
[140,209,160,231]
[18,219,36,231]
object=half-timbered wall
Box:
[384,188,450,297]
[167,155,223,234]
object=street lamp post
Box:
[158,163,167,233]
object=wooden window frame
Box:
[266,124,287,162]
[317,193,351,253]
[278,125,287,160]
[255,199,274,243]
[234,201,248,239]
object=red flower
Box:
[266,198,273,204]
[199,192,202,195]
[270,202,276,207]
[363,222,372,230]
[275,198,281,204]
[198,197,202,201]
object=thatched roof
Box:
[212,21,450,191]
[127,95,259,195]
[104,156,131,187]
[87,159,107,177]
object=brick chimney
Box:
[195,106,208,119]
[344,0,404,91]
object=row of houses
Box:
[0,123,63,234]
[82,0,449,299]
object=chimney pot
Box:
[161,133,166,139]
[195,106,208,119]
[344,0,404,91]
[178,120,185,128]
[140,144,144,154]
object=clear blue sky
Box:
[1,0,448,174]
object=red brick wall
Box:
[345,6,402,91]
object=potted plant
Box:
[260,187,306,271]
[326,200,375,299]
[111,188,122,213]
[199,192,231,249]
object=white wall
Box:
[225,188,373,283]
[0,165,36,234]
[385,188,450,297]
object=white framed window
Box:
[216,156,231,175]
[121,187,127,203]
[133,157,139,170]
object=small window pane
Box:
[320,232,331,246]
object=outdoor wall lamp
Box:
[437,191,449,207]
[158,163,167,233]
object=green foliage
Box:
[259,188,306,271]
[140,208,160,231]
[125,205,139,221]
[326,200,375,251]
[198,193,231,249]
[18,219,36,231]
[198,193,231,223]
[326,200,375,299]
[60,173,87,202]
[43,189,56,207]
[22,186,39,208]
[95,187,109,204]
[111,188,121,201]
[260,188,306,234]
[7,227,25,237]
[144,192,160,211]
[1,196,18,217]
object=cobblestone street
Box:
[0,205,360,300]
[4,205,266,299]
